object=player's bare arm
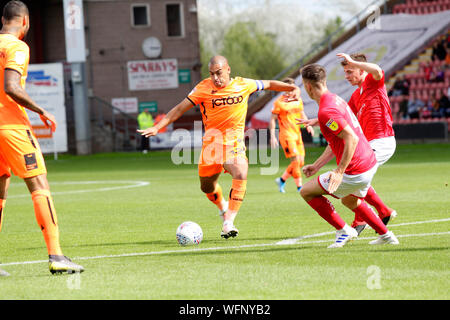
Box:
[327,125,359,193]
[301,111,315,136]
[303,145,335,178]
[296,117,319,127]
[268,114,279,148]
[4,68,56,131]
[138,98,193,137]
[337,53,383,81]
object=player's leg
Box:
[0,129,83,274]
[221,156,248,239]
[199,172,228,219]
[0,174,10,232]
[300,175,357,248]
[341,195,399,245]
[275,140,300,193]
[0,173,11,276]
[352,137,397,231]
[198,143,228,218]
[24,174,84,274]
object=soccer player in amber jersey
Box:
[139,55,300,238]
[298,64,398,248]
[338,52,397,234]
[269,77,314,193]
[0,1,83,274]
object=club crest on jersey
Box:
[326,119,339,131]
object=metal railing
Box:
[90,96,139,152]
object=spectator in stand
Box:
[430,92,442,118]
[423,62,432,82]
[420,98,433,120]
[445,47,450,67]
[399,96,409,119]
[407,92,424,119]
[438,91,450,118]
[432,38,447,62]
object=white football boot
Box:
[369,231,399,245]
[221,220,239,239]
[327,226,358,248]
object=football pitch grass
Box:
[0,143,449,300]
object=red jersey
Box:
[347,71,394,141]
[318,91,377,175]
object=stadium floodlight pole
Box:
[63,0,91,155]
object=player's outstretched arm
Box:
[337,53,383,81]
[4,69,56,131]
[138,98,193,137]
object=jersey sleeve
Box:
[187,83,205,106]
[243,78,264,94]
[5,41,29,75]
[366,70,385,88]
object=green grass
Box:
[0,143,449,300]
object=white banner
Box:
[111,97,138,114]
[26,63,68,154]
[63,0,86,63]
[127,59,179,91]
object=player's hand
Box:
[138,127,159,138]
[40,111,57,132]
[327,170,343,194]
[303,164,318,178]
[306,125,315,136]
[336,53,354,65]
[296,118,318,127]
[270,135,279,149]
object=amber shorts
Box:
[198,141,247,178]
[0,128,47,179]
[280,138,305,158]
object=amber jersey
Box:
[187,77,264,145]
[0,33,31,129]
[272,95,304,141]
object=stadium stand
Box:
[249,0,450,139]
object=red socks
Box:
[307,196,346,230]
[352,201,388,235]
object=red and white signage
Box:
[127,59,179,91]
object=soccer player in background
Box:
[298,64,398,248]
[338,52,397,234]
[269,77,314,193]
[138,55,300,239]
[0,1,84,274]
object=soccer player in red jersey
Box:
[338,53,397,233]
[298,64,398,248]
[139,55,300,239]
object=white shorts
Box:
[318,164,378,199]
[369,136,396,166]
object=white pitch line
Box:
[7,180,150,198]
[1,220,449,267]
[276,218,450,245]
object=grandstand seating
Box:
[393,0,450,14]
[386,0,449,126]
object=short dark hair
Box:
[341,53,367,66]
[281,77,295,85]
[3,1,29,21]
[301,64,327,86]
